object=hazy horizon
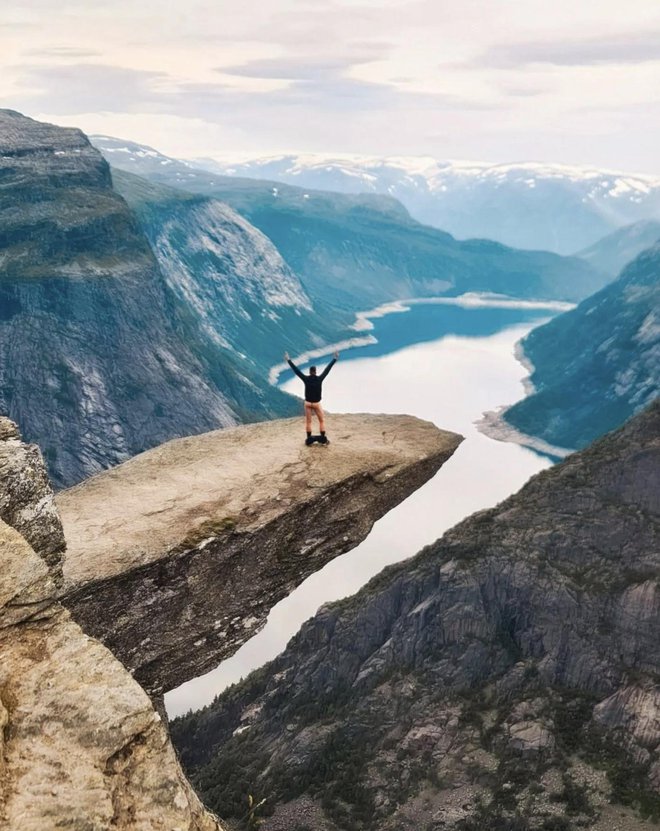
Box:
[2,0,659,173]
[89,134,660,178]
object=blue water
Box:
[324,304,552,365]
[166,301,556,716]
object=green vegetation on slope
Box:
[504,243,659,449]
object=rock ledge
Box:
[59,413,462,694]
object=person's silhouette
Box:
[284,351,339,445]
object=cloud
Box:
[500,85,548,98]
[219,56,375,82]
[7,63,171,114]
[7,55,494,122]
[23,46,101,58]
[474,31,660,68]
[217,40,392,81]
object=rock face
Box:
[58,413,462,695]
[92,136,608,308]
[0,109,295,489]
[0,416,65,576]
[502,243,659,450]
[111,169,345,369]
[0,419,223,830]
[170,402,660,831]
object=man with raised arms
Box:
[284,351,339,445]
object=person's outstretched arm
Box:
[284,352,306,381]
[320,350,339,380]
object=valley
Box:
[0,106,657,831]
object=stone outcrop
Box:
[171,402,660,831]
[0,417,65,577]
[0,420,223,830]
[58,414,462,695]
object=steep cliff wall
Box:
[171,403,660,831]
[502,244,659,450]
[0,110,295,489]
[111,169,346,370]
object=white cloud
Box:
[1,0,659,170]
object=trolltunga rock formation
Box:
[58,413,462,695]
[0,412,458,830]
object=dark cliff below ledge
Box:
[171,401,660,831]
[58,413,462,696]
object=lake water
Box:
[165,299,558,717]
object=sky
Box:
[1,0,660,171]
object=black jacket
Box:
[287,358,336,402]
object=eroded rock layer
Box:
[0,419,223,831]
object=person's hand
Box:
[284,352,289,361]
[334,350,339,359]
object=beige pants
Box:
[304,401,325,433]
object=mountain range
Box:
[186,152,660,255]
[93,136,607,309]
[1,112,652,486]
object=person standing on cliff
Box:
[284,351,339,445]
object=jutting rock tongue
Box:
[58,413,463,696]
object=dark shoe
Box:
[305,436,315,446]
[319,435,329,445]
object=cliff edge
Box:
[58,413,462,694]
[0,412,460,829]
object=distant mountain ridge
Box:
[575,219,660,277]
[92,135,609,309]
[183,152,660,254]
